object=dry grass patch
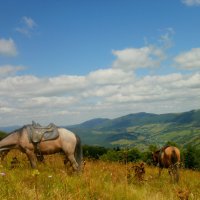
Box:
[0,150,200,199]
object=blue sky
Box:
[0,0,200,126]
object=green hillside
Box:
[67,109,200,149]
[0,130,7,139]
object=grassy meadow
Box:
[0,150,200,200]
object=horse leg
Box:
[64,157,70,166]
[168,166,173,182]
[174,163,179,183]
[63,156,74,174]
[25,149,37,168]
[169,164,179,183]
[36,154,45,163]
[67,154,79,172]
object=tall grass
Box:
[0,150,199,200]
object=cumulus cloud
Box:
[112,45,165,71]
[182,0,200,6]
[0,38,17,56]
[112,29,174,73]
[104,72,200,116]
[174,48,200,70]
[0,67,200,126]
[16,16,38,37]
[23,96,78,109]
[87,68,134,84]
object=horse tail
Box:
[74,134,83,171]
[171,149,178,164]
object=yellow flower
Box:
[32,169,40,176]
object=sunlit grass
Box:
[0,150,199,199]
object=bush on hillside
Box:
[100,148,141,163]
[183,145,200,170]
[83,145,108,159]
[0,130,7,140]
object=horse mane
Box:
[153,145,171,155]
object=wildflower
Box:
[32,169,40,176]
[0,172,6,176]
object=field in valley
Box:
[0,150,200,200]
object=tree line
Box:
[82,142,200,170]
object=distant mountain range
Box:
[0,125,20,133]
[1,109,200,149]
[66,109,200,149]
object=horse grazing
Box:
[0,124,82,172]
[152,146,180,182]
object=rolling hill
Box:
[66,109,200,149]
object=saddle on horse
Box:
[30,121,59,143]
[26,121,59,160]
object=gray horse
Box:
[0,125,82,171]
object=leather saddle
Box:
[26,121,59,161]
[27,121,59,143]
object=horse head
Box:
[152,150,160,166]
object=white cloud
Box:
[0,38,17,56]
[111,29,174,73]
[159,28,175,49]
[182,0,200,6]
[22,16,37,29]
[104,73,200,109]
[0,106,13,114]
[112,45,165,71]
[23,96,78,109]
[174,48,200,70]
[0,67,200,126]
[87,68,134,84]
[16,16,38,37]
[0,65,25,77]
[0,74,87,97]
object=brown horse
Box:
[152,146,180,182]
[0,125,82,172]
